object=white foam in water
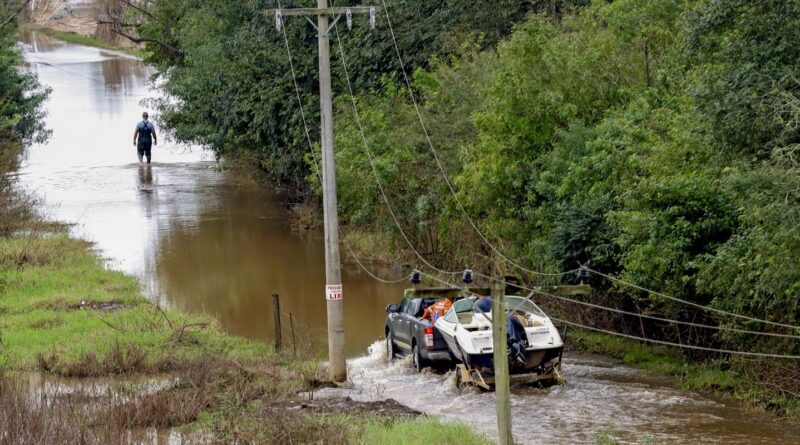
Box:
[332,338,800,445]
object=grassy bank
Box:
[24,25,145,58]
[0,233,490,444]
[569,329,800,419]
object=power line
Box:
[376,1,800,333]
[417,270,800,360]
[330,11,460,279]
[329,19,800,339]
[551,318,800,360]
[281,1,800,359]
[278,0,407,286]
[586,267,800,331]
[378,0,573,279]
[468,270,800,340]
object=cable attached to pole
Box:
[585,267,800,331]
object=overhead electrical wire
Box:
[377,1,800,331]
[278,2,798,343]
[585,267,800,331]
[377,0,574,279]
[417,270,800,360]
[329,9,460,279]
[467,270,800,340]
[329,7,800,338]
[277,0,408,285]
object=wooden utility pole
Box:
[269,2,378,383]
[492,272,513,444]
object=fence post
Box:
[290,312,297,357]
[273,293,282,351]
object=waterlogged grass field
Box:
[0,233,489,443]
[0,235,265,370]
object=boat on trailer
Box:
[434,293,565,390]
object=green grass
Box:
[354,418,492,445]
[24,26,145,58]
[0,235,266,370]
[0,233,492,443]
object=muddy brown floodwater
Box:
[17,32,800,444]
[18,32,407,358]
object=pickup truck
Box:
[384,288,461,372]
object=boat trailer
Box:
[454,362,566,391]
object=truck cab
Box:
[385,288,462,372]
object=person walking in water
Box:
[133,112,157,163]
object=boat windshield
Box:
[450,295,546,317]
[452,296,477,313]
[505,296,546,317]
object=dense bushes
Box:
[0,1,50,234]
[138,0,799,354]
[0,3,49,164]
[333,0,800,352]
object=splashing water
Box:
[321,340,800,444]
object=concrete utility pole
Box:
[492,271,513,444]
[269,2,378,383]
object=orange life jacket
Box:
[422,298,453,321]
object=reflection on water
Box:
[19,31,406,357]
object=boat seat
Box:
[457,312,474,324]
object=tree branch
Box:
[111,26,183,57]
[0,0,32,31]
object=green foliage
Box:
[140,0,800,389]
[0,4,50,162]
[354,417,491,445]
[686,0,800,155]
[139,0,549,190]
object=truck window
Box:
[401,298,415,315]
[398,298,409,314]
[404,299,419,315]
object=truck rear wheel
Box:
[412,343,428,372]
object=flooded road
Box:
[16,33,800,444]
[18,32,406,357]
[337,343,800,444]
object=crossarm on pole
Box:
[266,6,378,16]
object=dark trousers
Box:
[137,142,152,163]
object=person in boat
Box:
[133,112,157,164]
[422,297,453,322]
[474,296,527,366]
[506,313,528,367]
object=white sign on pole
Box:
[326,284,343,301]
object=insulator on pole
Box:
[346,8,353,30]
[369,6,376,29]
[463,269,474,284]
[410,269,421,284]
[275,10,282,31]
[577,265,589,281]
